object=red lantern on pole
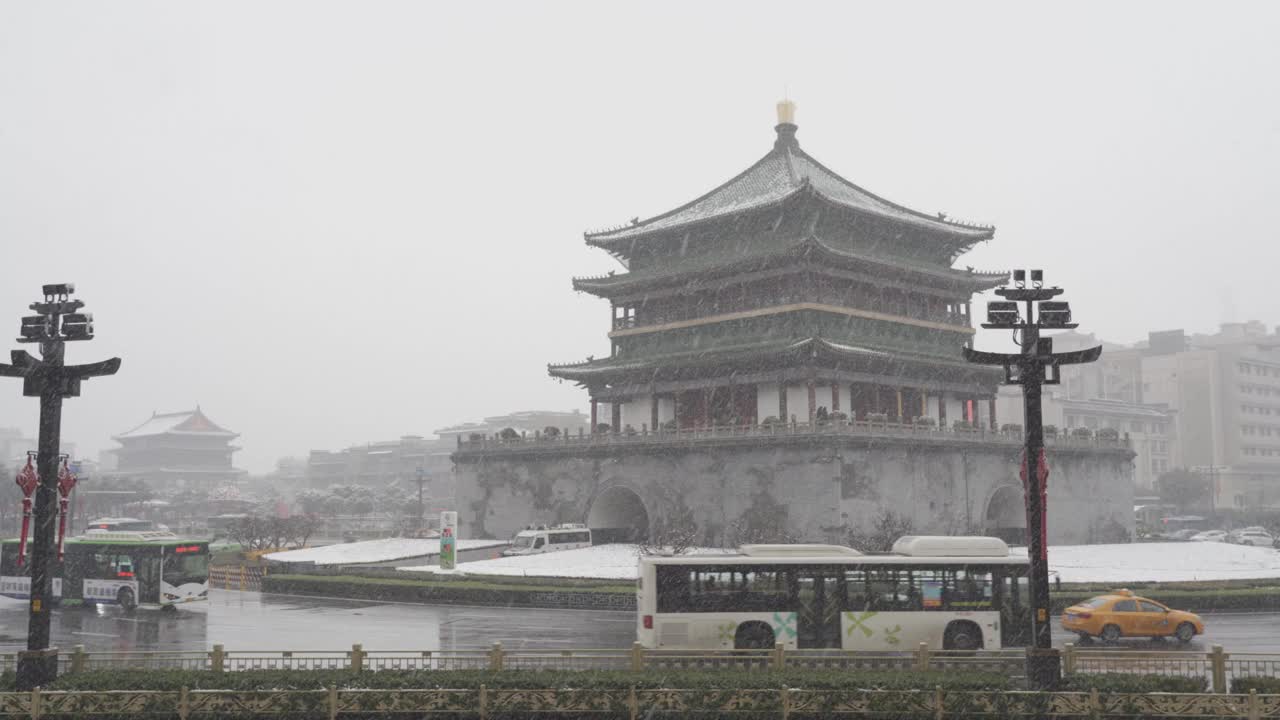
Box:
[1020,448,1051,559]
[14,455,39,567]
[56,459,77,561]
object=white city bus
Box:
[637,536,1030,651]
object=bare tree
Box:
[638,505,698,556]
[845,510,914,553]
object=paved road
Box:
[0,590,1276,654]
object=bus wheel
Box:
[117,587,137,612]
[943,621,983,652]
[733,622,775,650]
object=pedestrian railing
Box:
[1,686,1278,719]
[16,642,1276,691]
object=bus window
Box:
[867,569,919,611]
[843,569,869,611]
[94,554,135,578]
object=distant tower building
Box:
[455,102,1135,546]
[552,99,1007,432]
[109,408,246,489]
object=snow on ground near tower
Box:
[1015,542,1280,583]
[398,544,725,579]
[399,542,1280,583]
[264,538,507,566]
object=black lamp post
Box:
[0,284,120,690]
[963,269,1100,690]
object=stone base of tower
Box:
[454,433,1135,547]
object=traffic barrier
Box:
[207,564,266,591]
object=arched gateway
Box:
[587,486,650,544]
[984,485,1026,545]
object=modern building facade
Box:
[108,408,246,488]
[455,103,1135,545]
[1140,323,1280,510]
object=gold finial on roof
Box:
[776,99,796,125]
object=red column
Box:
[938,392,947,427]
[807,380,816,425]
[590,399,598,433]
[650,394,659,432]
[831,382,840,412]
[989,397,998,430]
[778,383,787,421]
[611,402,622,433]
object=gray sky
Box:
[2,1,1277,473]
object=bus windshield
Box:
[513,535,536,548]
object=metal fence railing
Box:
[16,642,1275,692]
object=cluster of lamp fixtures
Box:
[984,270,1074,330]
[17,284,94,344]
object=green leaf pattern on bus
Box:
[844,610,878,638]
[883,625,903,645]
[717,622,737,643]
[771,612,797,639]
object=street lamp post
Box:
[963,269,1101,690]
[0,284,120,690]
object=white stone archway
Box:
[587,486,650,544]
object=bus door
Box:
[795,566,843,649]
[996,566,1032,647]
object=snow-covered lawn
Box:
[398,544,723,579]
[1016,542,1280,583]
[398,542,1280,584]
[264,538,507,566]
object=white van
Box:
[502,524,592,556]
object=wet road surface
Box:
[1,590,1276,654]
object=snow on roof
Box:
[264,538,507,566]
[400,541,1280,583]
[114,409,236,440]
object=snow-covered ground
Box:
[1017,542,1280,583]
[398,542,1280,584]
[264,538,507,566]
[398,544,721,579]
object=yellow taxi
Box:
[1062,589,1205,644]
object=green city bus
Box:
[0,530,209,610]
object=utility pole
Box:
[0,284,120,690]
[415,466,426,531]
[963,269,1100,690]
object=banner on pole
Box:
[440,511,458,570]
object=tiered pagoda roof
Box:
[549,335,997,385]
[113,408,238,441]
[551,103,1005,391]
[573,235,1007,298]
[584,121,993,253]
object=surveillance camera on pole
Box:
[0,284,121,690]
[962,269,1100,690]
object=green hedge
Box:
[1233,676,1280,694]
[1050,586,1280,614]
[1062,673,1208,693]
[0,669,1230,720]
